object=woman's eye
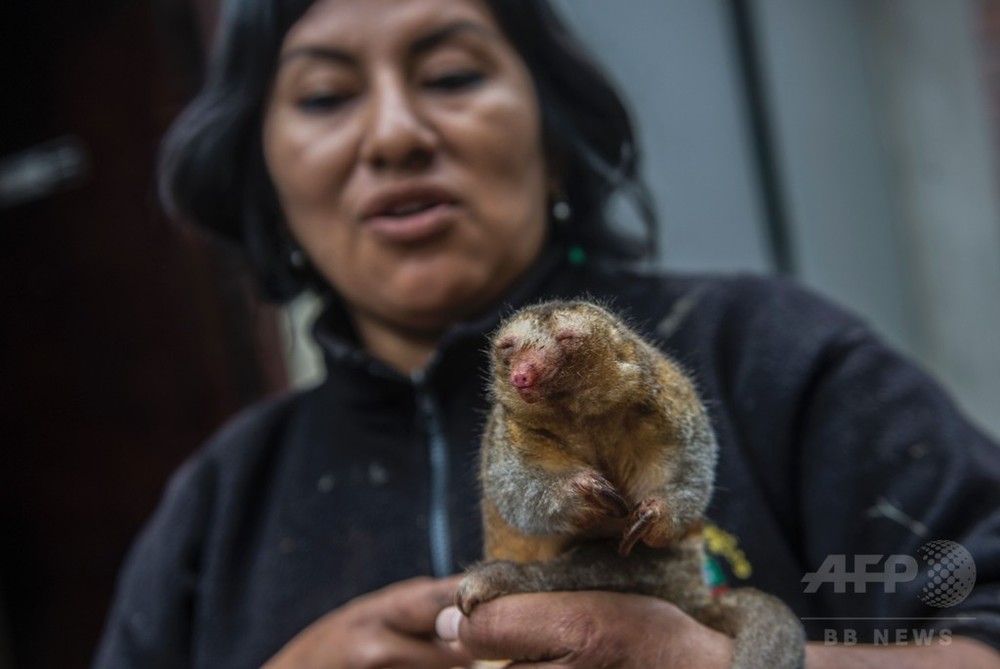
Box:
[296,92,349,113]
[425,70,484,92]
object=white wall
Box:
[860,0,1000,437]
[555,0,773,273]
[750,0,914,351]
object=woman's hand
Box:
[435,590,1000,669]
[436,590,735,668]
[264,576,471,669]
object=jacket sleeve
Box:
[730,278,1000,652]
[799,321,999,649]
[92,455,216,668]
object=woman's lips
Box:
[360,183,460,244]
[364,202,458,244]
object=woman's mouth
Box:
[362,188,459,244]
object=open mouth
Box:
[378,199,444,218]
[364,194,458,243]
[363,185,458,220]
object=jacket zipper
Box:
[413,373,454,577]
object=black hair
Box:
[159,0,657,302]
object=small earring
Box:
[289,247,306,269]
[552,197,572,223]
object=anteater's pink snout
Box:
[509,354,547,403]
[511,362,538,389]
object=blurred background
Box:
[1,0,998,666]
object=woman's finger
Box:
[367,575,463,636]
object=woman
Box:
[96,0,1000,667]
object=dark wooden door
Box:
[0,1,285,666]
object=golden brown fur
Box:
[458,300,804,669]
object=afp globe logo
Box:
[916,540,977,608]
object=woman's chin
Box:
[383,289,496,334]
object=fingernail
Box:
[435,605,462,641]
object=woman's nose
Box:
[360,74,437,172]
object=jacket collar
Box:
[311,239,577,384]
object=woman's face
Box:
[263,0,550,335]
